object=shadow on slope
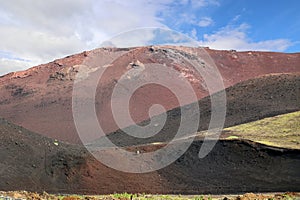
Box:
[95,73,300,147]
[0,118,300,194]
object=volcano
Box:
[0,46,299,144]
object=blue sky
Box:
[0,0,299,75]
[159,0,300,52]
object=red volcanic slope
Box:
[0,46,299,143]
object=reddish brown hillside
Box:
[98,73,300,147]
[0,47,299,143]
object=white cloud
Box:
[0,58,33,76]
[191,28,198,39]
[232,15,241,22]
[0,26,85,60]
[0,0,171,75]
[199,23,292,51]
[198,17,214,27]
[100,28,156,47]
[190,0,220,8]
[0,0,294,76]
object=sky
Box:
[0,0,299,75]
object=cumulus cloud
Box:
[199,23,292,51]
[0,58,32,76]
[0,0,294,75]
[0,26,85,60]
[100,28,156,47]
[198,17,214,27]
[191,0,220,7]
[0,0,171,75]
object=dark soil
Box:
[0,118,299,194]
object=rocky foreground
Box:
[0,191,300,200]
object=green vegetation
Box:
[226,135,239,139]
[113,192,135,199]
[225,111,300,149]
[1,192,299,200]
[194,196,204,200]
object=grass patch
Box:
[226,135,239,139]
[113,192,136,199]
[1,192,300,200]
[225,111,300,149]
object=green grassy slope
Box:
[223,111,300,149]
